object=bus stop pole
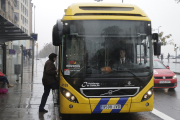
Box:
[21,45,23,84]
[32,40,34,81]
[32,5,36,81]
[2,43,7,74]
[176,49,177,62]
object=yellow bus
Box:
[52,3,161,119]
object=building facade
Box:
[0,0,33,80]
[0,0,16,72]
[14,0,33,50]
[0,0,15,23]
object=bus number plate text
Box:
[100,104,121,110]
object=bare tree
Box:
[158,32,174,46]
[38,42,56,58]
[175,0,180,3]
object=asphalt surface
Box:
[0,58,179,120]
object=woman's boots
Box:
[7,84,14,88]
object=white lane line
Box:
[151,108,175,120]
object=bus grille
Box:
[80,87,140,98]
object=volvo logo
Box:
[100,89,120,96]
[108,90,113,95]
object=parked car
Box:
[153,59,177,90]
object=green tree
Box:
[158,32,174,46]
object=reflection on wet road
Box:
[153,75,180,120]
[0,58,179,120]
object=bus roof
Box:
[63,3,151,21]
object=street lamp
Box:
[158,26,162,34]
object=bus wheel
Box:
[61,114,71,120]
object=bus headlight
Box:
[173,75,177,79]
[61,87,78,103]
[141,87,153,102]
[65,92,71,97]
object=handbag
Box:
[0,88,8,94]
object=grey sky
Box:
[31,0,180,56]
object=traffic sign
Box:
[31,33,38,41]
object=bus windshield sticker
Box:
[70,61,76,64]
[64,69,70,75]
[82,82,100,87]
[66,65,80,68]
[70,70,80,72]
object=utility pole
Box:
[176,49,177,62]
[122,0,123,3]
[32,5,35,80]
[20,45,23,84]
[36,42,38,76]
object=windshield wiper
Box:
[112,70,145,85]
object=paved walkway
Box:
[0,58,59,120]
[159,58,180,74]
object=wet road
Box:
[0,58,180,120]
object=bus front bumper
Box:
[60,93,154,114]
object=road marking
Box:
[151,108,175,120]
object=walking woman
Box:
[39,53,58,112]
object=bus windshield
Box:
[62,20,153,78]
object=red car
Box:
[153,59,177,90]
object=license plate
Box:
[159,81,171,83]
[100,104,121,109]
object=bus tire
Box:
[61,114,71,120]
[57,89,60,105]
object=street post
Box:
[31,33,38,80]
[20,45,23,84]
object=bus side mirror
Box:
[52,19,63,46]
[152,33,159,42]
[154,42,161,55]
[153,33,161,55]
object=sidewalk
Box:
[160,58,180,74]
[0,58,59,120]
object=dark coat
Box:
[42,60,57,86]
